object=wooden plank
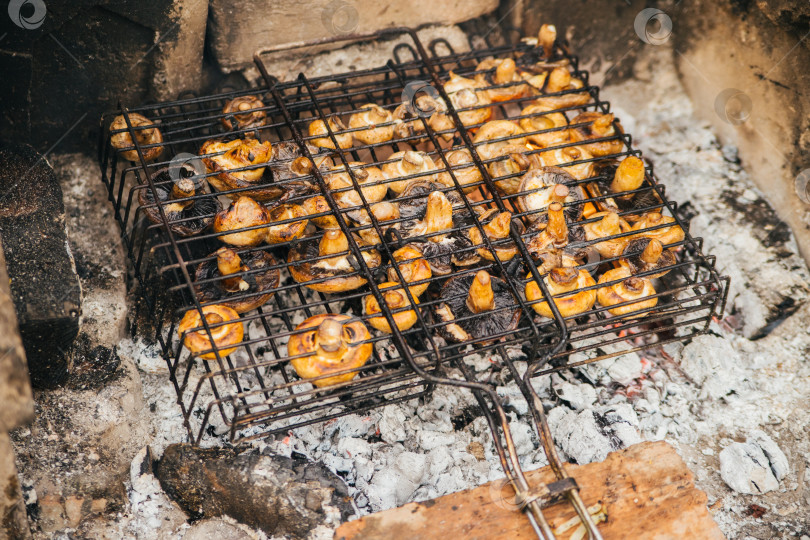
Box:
[334,441,725,540]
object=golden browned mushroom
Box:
[487,145,541,196]
[392,94,447,142]
[265,203,309,244]
[524,202,587,269]
[110,113,164,162]
[213,196,273,247]
[387,245,432,297]
[435,270,520,344]
[581,211,630,258]
[302,195,339,229]
[533,67,591,109]
[352,201,401,245]
[348,103,394,145]
[618,237,677,279]
[441,71,493,129]
[597,267,657,316]
[517,167,586,222]
[473,120,528,161]
[539,23,557,59]
[195,247,280,313]
[288,314,373,388]
[537,144,594,180]
[325,162,388,209]
[525,267,596,318]
[363,282,420,333]
[178,304,244,360]
[519,104,570,148]
[138,164,221,237]
[569,112,624,157]
[288,229,381,292]
[631,212,685,246]
[436,148,483,194]
[382,151,438,196]
[403,191,453,241]
[200,138,275,200]
[475,58,531,102]
[585,156,655,217]
[221,95,267,135]
[467,210,525,261]
[308,115,353,149]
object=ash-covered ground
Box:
[13,45,810,540]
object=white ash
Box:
[720,430,789,495]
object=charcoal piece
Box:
[0,144,81,388]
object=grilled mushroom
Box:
[325,162,388,210]
[441,71,493,128]
[569,112,624,157]
[436,148,483,194]
[476,58,531,102]
[487,146,541,196]
[533,67,591,109]
[517,167,585,222]
[288,314,373,388]
[519,104,569,148]
[363,282,420,333]
[387,245,432,297]
[585,156,655,217]
[138,164,221,237]
[597,267,657,316]
[110,113,164,162]
[302,195,339,229]
[309,115,353,149]
[268,141,333,183]
[619,237,676,278]
[473,120,528,161]
[200,138,275,200]
[288,229,381,292]
[537,145,594,180]
[435,270,520,344]
[392,94,447,143]
[352,201,401,245]
[213,196,272,247]
[402,190,453,241]
[382,151,438,196]
[265,203,309,244]
[525,267,596,318]
[195,247,280,313]
[631,212,685,246]
[221,95,267,135]
[178,304,244,360]
[468,210,525,261]
[525,202,586,268]
[581,211,630,258]
[348,103,394,145]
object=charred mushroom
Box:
[213,196,272,247]
[387,245,432,297]
[268,141,333,183]
[475,58,531,102]
[631,212,685,246]
[525,202,586,269]
[619,237,676,278]
[288,229,381,292]
[363,282,420,333]
[569,112,624,157]
[519,104,569,148]
[348,103,395,145]
[437,148,483,194]
[309,115,353,149]
[200,138,275,200]
[138,164,221,237]
[468,210,525,261]
[382,151,438,196]
[537,145,594,180]
[288,314,373,388]
[178,304,244,360]
[392,94,447,143]
[110,113,164,162]
[195,247,280,313]
[525,267,596,318]
[597,267,657,316]
[581,211,630,258]
[265,203,309,244]
[517,166,585,222]
[473,120,528,161]
[435,270,520,344]
[221,95,267,135]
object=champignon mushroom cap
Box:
[288,229,381,293]
[288,314,373,388]
[348,103,395,145]
[487,145,542,196]
[631,212,685,246]
[443,71,493,128]
[619,237,676,278]
[302,195,339,229]
[582,211,630,258]
[472,120,528,161]
[525,267,596,318]
[597,267,658,316]
[195,248,281,313]
[138,164,221,237]
[110,113,164,162]
[200,138,276,200]
[265,203,309,245]
[325,161,388,210]
[308,115,353,149]
[363,282,420,333]
[537,145,594,180]
[382,151,438,196]
[518,104,569,148]
[221,95,267,134]
[569,111,624,157]
[475,57,531,102]
[387,245,433,297]
[213,196,272,247]
[435,270,521,344]
[436,148,483,194]
[178,304,244,360]
[517,166,584,222]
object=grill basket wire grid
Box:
[98,26,729,540]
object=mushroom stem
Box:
[316,318,346,354]
[591,113,614,136]
[531,115,555,131]
[509,152,531,170]
[563,146,582,161]
[216,248,249,292]
[624,277,645,293]
[596,212,621,236]
[549,184,570,205]
[611,156,645,193]
[291,157,313,176]
[483,212,512,239]
[495,58,516,84]
[367,105,388,122]
[546,67,570,93]
[171,178,196,201]
[547,202,568,244]
[319,230,350,265]
[420,191,453,241]
[466,270,496,314]
[539,24,557,57]
[640,239,663,265]
[401,151,425,173]
[549,267,580,291]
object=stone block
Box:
[0,432,32,539]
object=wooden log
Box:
[334,441,725,540]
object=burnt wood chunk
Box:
[334,441,726,540]
[0,144,81,388]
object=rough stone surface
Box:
[155,444,354,539]
[0,144,81,388]
[719,431,789,495]
[0,432,32,540]
[208,0,498,72]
